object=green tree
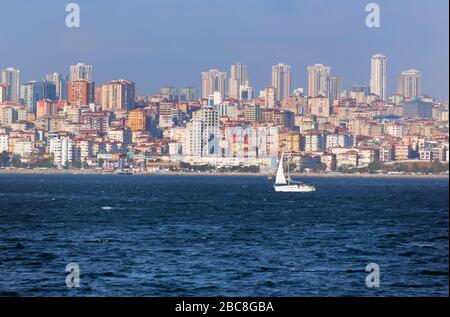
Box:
[318,162,327,172]
[431,160,446,174]
[11,155,21,168]
[0,151,10,167]
[368,160,384,173]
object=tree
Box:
[431,160,446,174]
[98,158,105,168]
[0,151,10,167]
[71,161,82,169]
[11,155,21,168]
[318,162,327,172]
[368,160,384,173]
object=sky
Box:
[0,0,448,99]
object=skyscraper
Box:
[20,81,57,113]
[272,63,291,102]
[128,109,147,131]
[45,72,68,101]
[239,85,253,101]
[398,69,421,99]
[186,107,219,157]
[201,69,227,99]
[101,79,136,111]
[370,54,387,101]
[0,83,7,103]
[179,87,198,101]
[307,64,331,98]
[263,86,277,108]
[70,63,93,81]
[329,77,343,100]
[67,80,95,106]
[0,67,20,103]
[228,63,249,100]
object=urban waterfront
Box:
[0,174,448,296]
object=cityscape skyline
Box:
[0,0,448,99]
[0,53,444,104]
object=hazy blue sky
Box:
[0,0,448,99]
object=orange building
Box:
[128,109,147,131]
[68,80,95,106]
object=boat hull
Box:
[274,184,315,192]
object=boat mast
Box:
[287,153,290,185]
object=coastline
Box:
[0,168,448,179]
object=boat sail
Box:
[273,153,315,192]
[275,153,287,185]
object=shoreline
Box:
[0,168,448,179]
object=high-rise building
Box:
[401,100,432,119]
[70,63,93,81]
[21,81,57,113]
[101,79,135,111]
[307,64,331,97]
[128,109,147,131]
[160,87,198,102]
[49,137,74,166]
[0,83,7,103]
[67,80,95,106]
[1,67,20,103]
[1,106,18,126]
[186,107,219,157]
[160,87,179,101]
[228,63,249,100]
[350,84,370,103]
[239,85,253,101]
[95,87,103,105]
[45,72,68,101]
[179,87,198,101]
[370,54,387,101]
[398,69,421,99]
[329,77,343,100]
[201,69,227,99]
[263,86,277,108]
[272,63,291,101]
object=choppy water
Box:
[0,174,448,296]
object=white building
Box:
[307,64,331,98]
[73,140,94,161]
[384,123,404,138]
[370,54,387,101]
[201,69,227,99]
[186,107,219,157]
[49,137,74,166]
[272,63,291,101]
[70,63,93,81]
[228,63,249,100]
[14,139,33,159]
[0,134,9,153]
[398,69,421,99]
[0,83,7,103]
[0,67,20,103]
[108,128,132,145]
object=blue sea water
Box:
[0,174,448,296]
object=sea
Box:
[0,174,448,296]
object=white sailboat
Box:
[274,153,315,192]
